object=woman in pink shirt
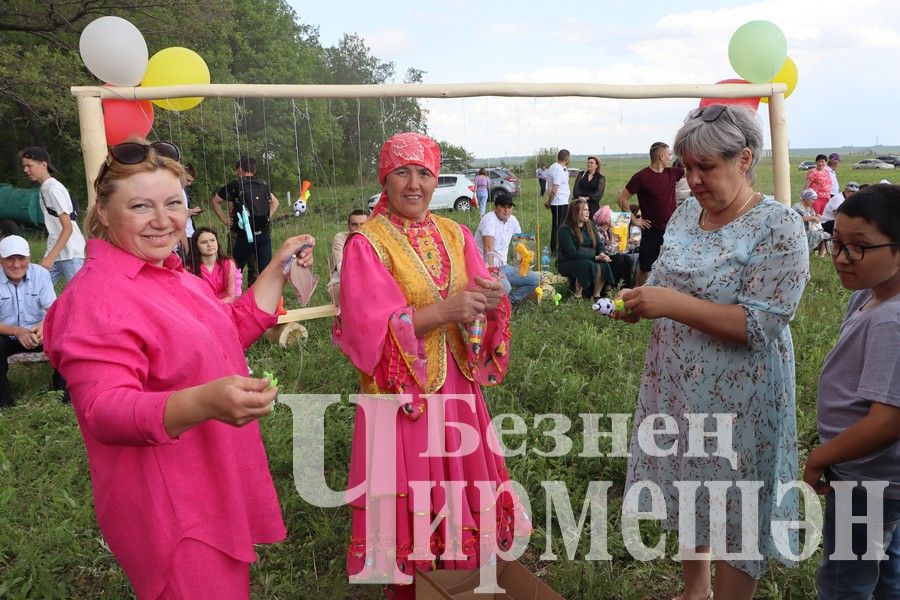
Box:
[189,226,242,302]
[805,153,832,215]
[43,139,314,600]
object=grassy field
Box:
[0,158,877,599]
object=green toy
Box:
[262,370,279,390]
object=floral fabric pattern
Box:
[625,196,809,579]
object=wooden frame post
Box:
[767,90,791,205]
[75,95,107,207]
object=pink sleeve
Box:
[461,225,511,385]
[225,287,278,349]
[337,235,426,392]
[47,324,179,447]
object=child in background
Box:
[802,184,900,600]
[190,227,242,303]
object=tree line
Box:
[0,0,468,204]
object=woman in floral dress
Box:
[616,105,809,600]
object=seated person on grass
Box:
[474,195,540,304]
[0,235,68,407]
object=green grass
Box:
[0,167,857,599]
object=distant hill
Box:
[472,146,900,166]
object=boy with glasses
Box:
[803,184,900,599]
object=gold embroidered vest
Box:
[357,214,473,393]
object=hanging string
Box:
[325,98,341,227]
[198,100,213,209]
[217,97,229,193]
[356,99,365,206]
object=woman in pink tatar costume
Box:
[335,132,531,599]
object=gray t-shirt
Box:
[817,289,900,499]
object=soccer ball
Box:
[293,199,307,216]
[592,297,614,315]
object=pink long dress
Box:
[336,212,530,583]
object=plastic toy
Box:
[514,242,534,276]
[294,180,312,216]
[468,317,485,355]
[552,292,562,306]
[262,370,279,390]
[534,285,543,303]
[235,204,253,242]
[592,297,630,316]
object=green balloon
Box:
[728,20,787,84]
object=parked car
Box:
[853,159,895,170]
[876,155,900,167]
[798,160,816,170]
[367,173,475,213]
[462,167,521,201]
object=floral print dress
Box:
[625,196,809,579]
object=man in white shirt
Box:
[544,149,571,255]
[18,146,86,283]
[821,180,858,235]
[475,196,539,304]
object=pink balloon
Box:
[102,98,155,145]
[699,79,760,111]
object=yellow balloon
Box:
[760,56,798,104]
[141,47,210,111]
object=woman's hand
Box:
[596,253,611,263]
[197,375,277,427]
[618,286,679,320]
[634,217,652,230]
[440,290,487,325]
[273,234,316,270]
[472,275,504,310]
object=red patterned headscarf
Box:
[371,132,441,217]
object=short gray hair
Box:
[673,105,763,184]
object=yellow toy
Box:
[515,242,534,276]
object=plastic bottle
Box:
[541,246,550,270]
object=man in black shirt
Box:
[211,156,280,286]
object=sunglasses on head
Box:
[94,141,181,190]
[688,105,748,147]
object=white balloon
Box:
[79,16,148,86]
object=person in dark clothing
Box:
[557,198,614,299]
[210,156,280,286]
[572,156,607,218]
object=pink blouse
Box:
[198,258,242,300]
[43,240,285,599]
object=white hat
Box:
[879,179,891,185]
[0,235,30,258]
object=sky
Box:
[287,0,900,159]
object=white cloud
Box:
[361,27,412,57]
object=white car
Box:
[367,174,475,212]
[853,159,895,170]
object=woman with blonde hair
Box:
[44,138,315,599]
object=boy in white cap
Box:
[0,235,67,407]
[18,146,86,283]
